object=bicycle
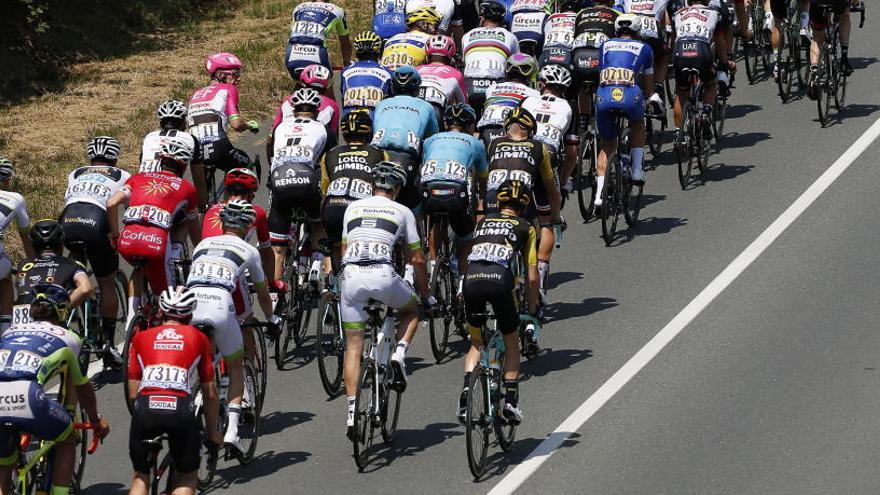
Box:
[675,68,715,189]
[351,300,403,470]
[138,419,218,495]
[644,103,667,159]
[424,212,465,363]
[812,1,864,126]
[242,320,271,412]
[599,115,643,246]
[316,268,344,398]
[774,2,804,101]
[744,0,772,83]
[574,82,599,223]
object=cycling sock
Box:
[226,404,241,439]
[347,396,356,413]
[631,148,645,176]
[654,83,665,99]
[393,341,409,362]
[841,43,849,60]
[538,261,549,287]
[503,380,519,407]
[769,52,777,64]
[102,318,116,345]
[595,176,606,202]
[462,372,471,390]
[125,296,141,329]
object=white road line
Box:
[489,116,880,495]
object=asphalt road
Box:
[79,22,880,494]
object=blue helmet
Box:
[391,65,422,95]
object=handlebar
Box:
[73,422,102,454]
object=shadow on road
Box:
[841,103,880,119]
[473,433,583,482]
[360,422,463,472]
[549,271,583,290]
[702,163,755,183]
[261,410,316,435]
[719,131,771,150]
[725,103,762,120]
[208,450,312,490]
[634,216,688,236]
[275,338,317,371]
[521,348,594,381]
[850,56,878,70]
[640,194,667,210]
[83,482,127,494]
[545,297,618,323]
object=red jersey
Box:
[201,201,270,249]
[127,323,214,398]
[122,171,199,230]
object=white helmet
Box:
[539,64,573,88]
[159,136,194,169]
[159,286,197,318]
[87,136,121,162]
[157,99,188,121]
[615,13,643,36]
[292,88,322,110]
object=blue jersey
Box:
[0,321,85,386]
[598,38,654,86]
[340,61,393,114]
[373,0,406,39]
[371,95,439,154]
[421,132,488,187]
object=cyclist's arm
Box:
[190,162,209,212]
[523,224,539,315]
[185,186,202,245]
[15,200,34,258]
[106,189,130,239]
[331,14,353,66]
[246,248,274,318]
[69,271,92,308]
[227,86,250,132]
[254,208,274,281]
[537,145,561,221]
[402,209,429,299]
[126,336,142,403]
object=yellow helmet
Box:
[407,7,441,26]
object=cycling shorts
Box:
[465,77,498,116]
[421,184,475,239]
[268,164,322,245]
[539,47,573,68]
[462,262,519,334]
[191,287,242,359]
[809,0,848,29]
[572,47,602,84]
[285,42,331,80]
[673,40,716,92]
[322,196,353,242]
[118,224,175,296]
[383,150,422,211]
[0,380,72,465]
[595,85,646,141]
[129,394,200,474]
[60,202,118,278]
[202,138,251,173]
[340,263,417,325]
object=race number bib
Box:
[677,20,712,41]
[465,57,505,79]
[418,85,447,106]
[0,349,10,370]
[343,240,393,263]
[381,51,416,70]
[274,145,314,164]
[600,67,636,86]
[536,123,563,150]
[343,86,384,107]
[544,29,574,48]
[328,177,372,198]
[140,364,189,392]
[479,105,510,127]
[123,204,173,229]
[189,259,236,289]
[9,350,43,374]
[488,169,534,189]
[291,20,324,39]
[65,179,111,202]
[12,305,31,326]
[640,16,659,39]
[468,242,514,266]
[190,122,221,142]
[139,160,162,173]
[574,31,609,49]
[422,159,467,182]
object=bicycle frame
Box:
[13,422,98,494]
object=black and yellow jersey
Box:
[467,212,538,269]
[321,143,388,200]
[485,137,554,195]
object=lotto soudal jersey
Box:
[672,6,719,42]
[598,38,655,86]
[14,254,85,305]
[271,118,328,170]
[187,234,266,292]
[485,137,554,193]
[121,171,198,230]
[617,0,669,39]
[380,31,431,71]
[462,27,520,79]
[63,165,130,211]
[127,323,214,399]
[340,61,393,111]
[322,143,387,199]
[420,132,488,187]
[573,7,619,48]
[341,195,420,265]
[371,95,439,154]
[201,202,271,249]
[521,94,574,151]
[468,212,537,269]
[0,321,86,387]
[477,82,540,128]
[289,2,349,45]
[187,83,240,144]
[139,129,203,173]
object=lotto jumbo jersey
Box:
[322,143,387,199]
[573,7,619,48]
[468,212,537,269]
[271,118,328,170]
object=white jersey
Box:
[271,118,328,170]
[63,165,130,211]
[342,195,420,266]
[406,0,457,31]
[521,94,573,152]
[477,82,540,128]
[187,234,265,292]
[543,13,578,50]
[673,6,719,42]
[619,0,669,39]
[139,129,200,173]
[462,28,520,79]
[0,191,29,252]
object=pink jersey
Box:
[272,94,339,136]
[187,83,241,143]
[417,62,467,108]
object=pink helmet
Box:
[205,52,243,74]
[300,64,333,90]
[426,35,456,59]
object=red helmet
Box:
[206,52,243,74]
[224,167,258,192]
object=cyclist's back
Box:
[188,79,251,172]
[422,131,488,188]
[286,1,350,76]
[485,135,553,218]
[340,59,393,116]
[322,142,387,240]
[140,129,202,174]
[372,93,439,154]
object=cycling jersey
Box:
[417,62,467,111]
[406,0,458,31]
[289,2,350,45]
[340,61,393,115]
[13,254,85,325]
[672,5,719,43]
[373,0,407,39]
[371,95,439,155]
[0,190,30,279]
[573,6,619,48]
[671,7,719,91]
[380,30,431,70]
[511,0,550,48]
[541,12,578,66]
[462,27,520,80]
[321,143,388,241]
[64,165,131,211]
[485,137,555,216]
[188,83,240,144]
[521,94,576,152]
[271,118,328,170]
[139,130,203,173]
[202,201,271,249]
[420,132,488,187]
[477,82,540,129]
[271,94,340,137]
[595,37,654,140]
[617,0,669,41]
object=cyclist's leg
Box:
[490,271,522,420]
[626,90,648,179]
[0,426,19,490]
[26,383,75,493]
[339,265,369,429]
[128,396,159,495]
[166,397,200,494]
[808,0,827,66]
[594,86,620,204]
[118,224,170,321]
[838,2,852,72]
[267,175,295,282]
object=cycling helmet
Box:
[504,106,537,134]
[157,99,188,121]
[224,167,259,193]
[353,31,383,58]
[87,136,121,162]
[0,158,13,181]
[206,52,243,74]
[341,108,373,137]
[300,64,333,90]
[30,283,70,323]
[373,161,408,189]
[479,0,507,21]
[556,0,581,12]
[29,219,65,250]
[219,199,257,230]
[506,53,539,80]
[615,13,643,36]
[539,64,573,89]
[158,136,194,170]
[496,179,532,208]
[426,35,456,59]
[443,103,477,128]
[159,286,197,319]
[391,65,422,95]
[406,7,442,26]
[292,88,322,111]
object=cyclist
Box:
[140,100,208,209]
[417,35,468,124]
[539,0,583,69]
[572,0,619,133]
[266,88,329,284]
[595,13,654,207]
[371,66,440,212]
[201,168,274,285]
[13,220,91,326]
[340,31,392,118]
[458,179,538,425]
[127,286,221,495]
[188,53,258,173]
[59,136,129,364]
[0,284,110,495]
[462,0,520,115]
[340,162,431,439]
[321,109,389,269]
[286,0,352,78]
[300,64,341,137]
[374,0,408,39]
[108,138,201,329]
[511,0,550,56]
[187,200,279,453]
[0,158,33,332]
[671,0,720,137]
[380,7,441,71]
[617,0,672,112]
[476,54,540,146]
[406,0,461,38]
[807,0,855,96]
[420,103,488,279]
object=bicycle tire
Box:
[251,325,269,412]
[624,177,643,227]
[73,407,88,488]
[380,367,402,443]
[234,361,261,464]
[695,113,711,177]
[427,254,452,363]
[273,261,298,369]
[493,374,517,452]
[122,311,148,415]
[675,108,693,190]
[113,271,130,350]
[353,360,376,470]
[646,115,666,159]
[777,26,793,101]
[576,138,597,222]
[817,57,831,126]
[713,96,728,140]
[833,50,846,111]
[196,406,218,490]
[600,154,621,246]
[316,291,344,397]
[292,287,314,349]
[465,368,489,478]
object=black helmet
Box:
[479,0,507,21]
[504,106,537,135]
[391,66,422,95]
[443,103,477,128]
[30,283,71,323]
[29,219,65,250]
[341,108,373,137]
[496,179,532,208]
[373,161,408,189]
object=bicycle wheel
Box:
[250,326,269,412]
[273,264,298,369]
[113,271,130,348]
[196,405,218,490]
[234,361,261,464]
[575,137,597,222]
[493,373,517,452]
[713,96,728,140]
[353,360,376,470]
[623,174,643,227]
[465,368,490,478]
[833,51,846,111]
[427,253,452,362]
[646,116,665,158]
[122,310,148,415]
[777,25,793,101]
[73,407,88,489]
[817,60,832,126]
[744,28,760,83]
[600,155,622,246]
[695,113,711,176]
[380,366,402,443]
[316,291,344,397]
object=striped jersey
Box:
[462,27,520,79]
[341,195,420,265]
